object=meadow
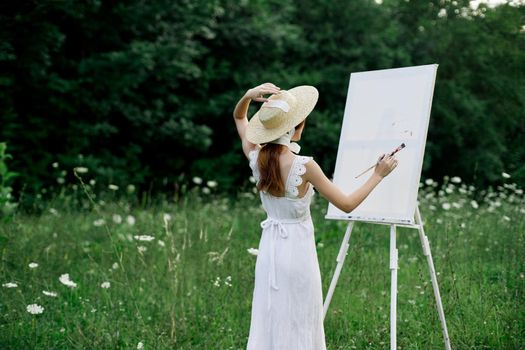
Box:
[1,174,524,349]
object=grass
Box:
[0,178,524,349]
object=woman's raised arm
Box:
[233,82,280,158]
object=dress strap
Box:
[285,154,313,198]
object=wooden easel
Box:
[322,205,452,350]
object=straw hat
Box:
[245,85,319,144]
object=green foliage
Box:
[0,0,523,199]
[0,142,19,220]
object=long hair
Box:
[257,143,285,196]
[256,120,305,196]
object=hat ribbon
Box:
[261,99,290,112]
[269,127,301,154]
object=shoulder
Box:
[248,146,262,172]
[248,146,260,161]
[303,157,324,181]
[244,144,261,160]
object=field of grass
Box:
[1,177,524,349]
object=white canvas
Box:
[326,64,438,225]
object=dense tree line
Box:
[0,0,523,200]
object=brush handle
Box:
[354,143,405,179]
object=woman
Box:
[233,82,398,349]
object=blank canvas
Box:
[326,64,438,225]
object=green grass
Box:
[1,180,524,349]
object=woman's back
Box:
[248,147,315,220]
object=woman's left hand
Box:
[245,82,281,102]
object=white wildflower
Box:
[224,275,232,287]
[134,235,155,242]
[502,215,511,222]
[93,218,105,227]
[59,273,77,288]
[74,167,88,174]
[163,213,171,223]
[57,177,65,184]
[470,200,479,209]
[213,277,221,287]
[89,179,96,186]
[112,214,122,224]
[100,281,111,289]
[49,208,59,216]
[28,262,39,269]
[26,304,44,315]
[441,203,451,210]
[202,187,211,194]
[249,176,256,184]
[126,215,136,226]
[158,240,165,247]
[52,162,59,168]
[137,246,147,253]
[137,341,144,350]
[42,290,58,297]
[192,176,203,185]
[247,248,259,256]
[451,176,461,184]
[502,172,511,179]
[2,282,18,288]
[207,180,218,188]
[112,262,119,270]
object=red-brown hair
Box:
[257,143,285,196]
[256,120,305,196]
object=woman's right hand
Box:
[245,82,280,102]
[374,153,398,178]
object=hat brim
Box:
[245,85,319,145]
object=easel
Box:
[322,205,452,350]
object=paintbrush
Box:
[354,143,406,179]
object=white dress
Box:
[246,148,327,350]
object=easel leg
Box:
[415,206,452,350]
[389,224,398,350]
[323,221,354,320]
